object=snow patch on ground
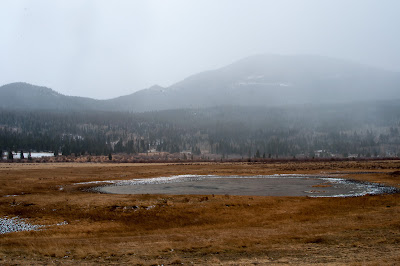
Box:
[0,216,67,235]
[3,152,55,159]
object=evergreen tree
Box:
[8,150,13,161]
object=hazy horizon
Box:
[2,0,400,99]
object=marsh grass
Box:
[1,161,400,264]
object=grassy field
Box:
[0,160,400,265]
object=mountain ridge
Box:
[0,82,104,110]
[1,54,399,112]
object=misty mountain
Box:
[1,54,399,112]
[0,82,101,110]
[110,54,399,111]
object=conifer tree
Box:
[8,150,13,161]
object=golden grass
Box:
[0,160,400,264]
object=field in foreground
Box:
[0,160,400,265]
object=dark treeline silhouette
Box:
[1,100,400,159]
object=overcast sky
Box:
[1,0,400,99]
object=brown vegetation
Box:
[0,160,400,265]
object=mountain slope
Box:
[109,54,400,111]
[0,82,102,110]
[1,55,399,112]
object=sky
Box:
[1,0,400,99]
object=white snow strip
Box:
[4,152,55,159]
[76,174,338,186]
[0,216,68,235]
[78,174,343,190]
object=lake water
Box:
[95,175,398,197]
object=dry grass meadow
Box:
[0,160,400,265]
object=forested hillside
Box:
[1,101,400,160]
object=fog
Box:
[1,0,400,99]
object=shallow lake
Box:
[96,175,397,197]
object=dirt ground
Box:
[0,160,400,265]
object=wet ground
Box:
[97,175,397,197]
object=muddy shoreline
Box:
[95,174,399,197]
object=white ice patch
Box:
[76,174,314,186]
[79,174,398,198]
[309,177,392,198]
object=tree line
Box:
[1,101,400,160]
